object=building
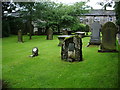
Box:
[80,9,116,26]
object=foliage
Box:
[96,1,114,10]
[71,23,86,32]
[2,1,89,37]
[85,24,90,32]
[2,35,118,88]
[2,19,10,37]
[2,2,16,37]
[115,1,120,26]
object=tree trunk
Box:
[29,21,32,40]
[46,27,53,40]
[118,25,120,45]
[18,30,23,43]
[57,25,60,34]
[86,32,88,35]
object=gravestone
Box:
[61,35,82,62]
[62,28,68,35]
[46,27,53,40]
[98,22,118,52]
[18,30,23,43]
[62,28,72,35]
[88,21,101,46]
[29,47,38,57]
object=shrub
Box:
[71,23,86,32]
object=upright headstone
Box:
[46,27,53,40]
[61,35,82,62]
[98,22,118,52]
[18,30,23,43]
[62,28,68,35]
[88,21,101,46]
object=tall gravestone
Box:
[98,22,118,52]
[46,27,53,40]
[88,21,101,46]
[61,35,82,62]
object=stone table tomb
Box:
[61,35,82,62]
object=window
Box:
[94,17,100,22]
[109,17,112,21]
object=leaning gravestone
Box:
[61,35,82,62]
[46,27,53,40]
[98,22,118,52]
[88,21,101,46]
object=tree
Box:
[16,2,36,40]
[97,0,114,10]
[2,2,16,37]
[115,1,120,44]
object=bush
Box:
[2,20,11,37]
[71,23,86,32]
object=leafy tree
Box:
[16,2,36,40]
[97,0,114,10]
[115,1,120,27]
[115,1,120,44]
[2,2,16,37]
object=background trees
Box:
[2,0,89,38]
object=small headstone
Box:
[29,47,38,57]
[88,21,101,46]
[61,35,82,62]
[46,27,53,40]
[98,22,118,52]
[62,28,68,35]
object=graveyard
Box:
[1,0,120,89]
[2,34,119,88]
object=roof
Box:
[83,9,115,16]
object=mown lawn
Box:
[2,35,119,88]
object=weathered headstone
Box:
[46,27,53,40]
[62,28,72,35]
[62,28,68,35]
[58,35,71,46]
[61,35,82,62]
[88,21,101,46]
[98,22,118,52]
[18,30,23,43]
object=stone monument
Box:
[46,27,53,40]
[18,30,23,43]
[61,35,82,62]
[88,21,101,46]
[98,22,118,52]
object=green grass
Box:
[2,35,119,88]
